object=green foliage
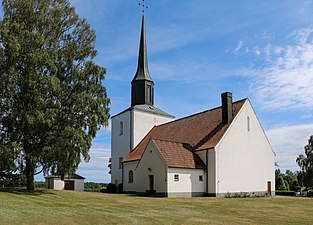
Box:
[275,168,301,191]
[34,181,46,189]
[0,0,110,190]
[0,145,26,187]
[297,135,313,188]
[104,183,117,193]
[275,190,295,196]
[117,183,123,193]
[307,190,313,197]
[84,182,107,192]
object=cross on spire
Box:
[139,0,148,15]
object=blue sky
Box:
[40,0,313,182]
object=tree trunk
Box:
[25,156,35,191]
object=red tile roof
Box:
[151,139,206,169]
[123,99,247,163]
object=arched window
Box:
[129,170,134,183]
[119,122,123,136]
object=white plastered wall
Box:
[215,100,275,195]
[196,150,216,194]
[167,168,205,197]
[123,161,138,192]
[53,178,64,190]
[111,111,131,185]
[112,109,173,186]
[74,179,85,191]
[135,141,167,194]
[133,109,174,148]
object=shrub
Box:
[275,190,295,196]
[225,192,231,198]
[307,190,313,197]
[105,183,117,193]
[117,183,123,193]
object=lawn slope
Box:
[0,189,312,225]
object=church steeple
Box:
[131,16,154,106]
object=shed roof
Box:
[45,173,85,180]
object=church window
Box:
[129,170,134,183]
[247,116,250,132]
[199,175,203,182]
[119,122,123,135]
[119,157,123,169]
[174,174,179,182]
[147,85,151,103]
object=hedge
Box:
[307,190,313,197]
[275,190,295,196]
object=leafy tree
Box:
[275,169,289,190]
[0,145,16,186]
[285,170,300,191]
[297,135,313,188]
[0,0,110,190]
[275,168,300,191]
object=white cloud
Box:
[252,28,313,111]
[234,40,244,54]
[77,142,111,182]
[266,123,313,171]
[254,46,261,57]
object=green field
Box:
[0,189,312,225]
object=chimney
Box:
[221,92,233,124]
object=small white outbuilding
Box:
[45,173,85,191]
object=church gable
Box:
[214,100,275,194]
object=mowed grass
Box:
[0,190,313,225]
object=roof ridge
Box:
[152,138,195,153]
[154,98,247,129]
[151,138,192,146]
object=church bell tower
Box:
[110,14,174,186]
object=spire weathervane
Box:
[139,0,148,15]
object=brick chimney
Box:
[221,92,233,124]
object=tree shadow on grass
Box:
[0,188,55,196]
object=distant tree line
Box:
[276,135,313,193]
[84,182,107,192]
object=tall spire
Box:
[131,15,154,106]
[133,16,152,81]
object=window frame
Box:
[129,170,134,183]
[119,121,123,136]
[119,157,123,169]
[247,116,250,132]
[174,174,179,182]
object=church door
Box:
[149,175,154,193]
[267,181,271,196]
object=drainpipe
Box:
[130,110,134,151]
[206,149,209,196]
[122,162,124,192]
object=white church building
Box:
[110,16,275,197]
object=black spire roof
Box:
[131,16,154,106]
[132,16,152,82]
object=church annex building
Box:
[110,16,275,197]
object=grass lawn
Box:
[0,189,312,225]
